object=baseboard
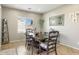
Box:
[60,42,79,50]
[10,39,25,43]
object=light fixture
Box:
[28,8,31,10]
[73,11,77,23]
[71,11,78,23]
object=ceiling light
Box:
[28,8,31,10]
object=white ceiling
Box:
[2,4,63,14]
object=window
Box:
[18,19,26,33]
[17,17,33,33]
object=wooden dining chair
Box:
[25,29,35,54]
[38,31,59,55]
[25,29,35,45]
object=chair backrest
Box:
[47,31,59,52]
[26,29,35,40]
[49,31,59,40]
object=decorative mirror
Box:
[49,14,64,26]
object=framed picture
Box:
[49,14,64,26]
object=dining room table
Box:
[25,31,49,55]
[31,32,49,54]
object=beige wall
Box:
[2,7,42,42]
[0,5,1,48]
[43,5,79,49]
[0,5,1,43]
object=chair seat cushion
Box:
[40,42,55,50]
[40,43,47,49]
[29,33,35,37]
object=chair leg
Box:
[47,49,49,55]
[37,46,41,55]
[25,43,26,47]
[31,45,33,55]
[36,49,40,55]
[55,48,57,55]
[47,52,49,55]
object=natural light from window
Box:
[17,17,32,33]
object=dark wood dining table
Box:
[25,32,49,55]
[31,33,49,54]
